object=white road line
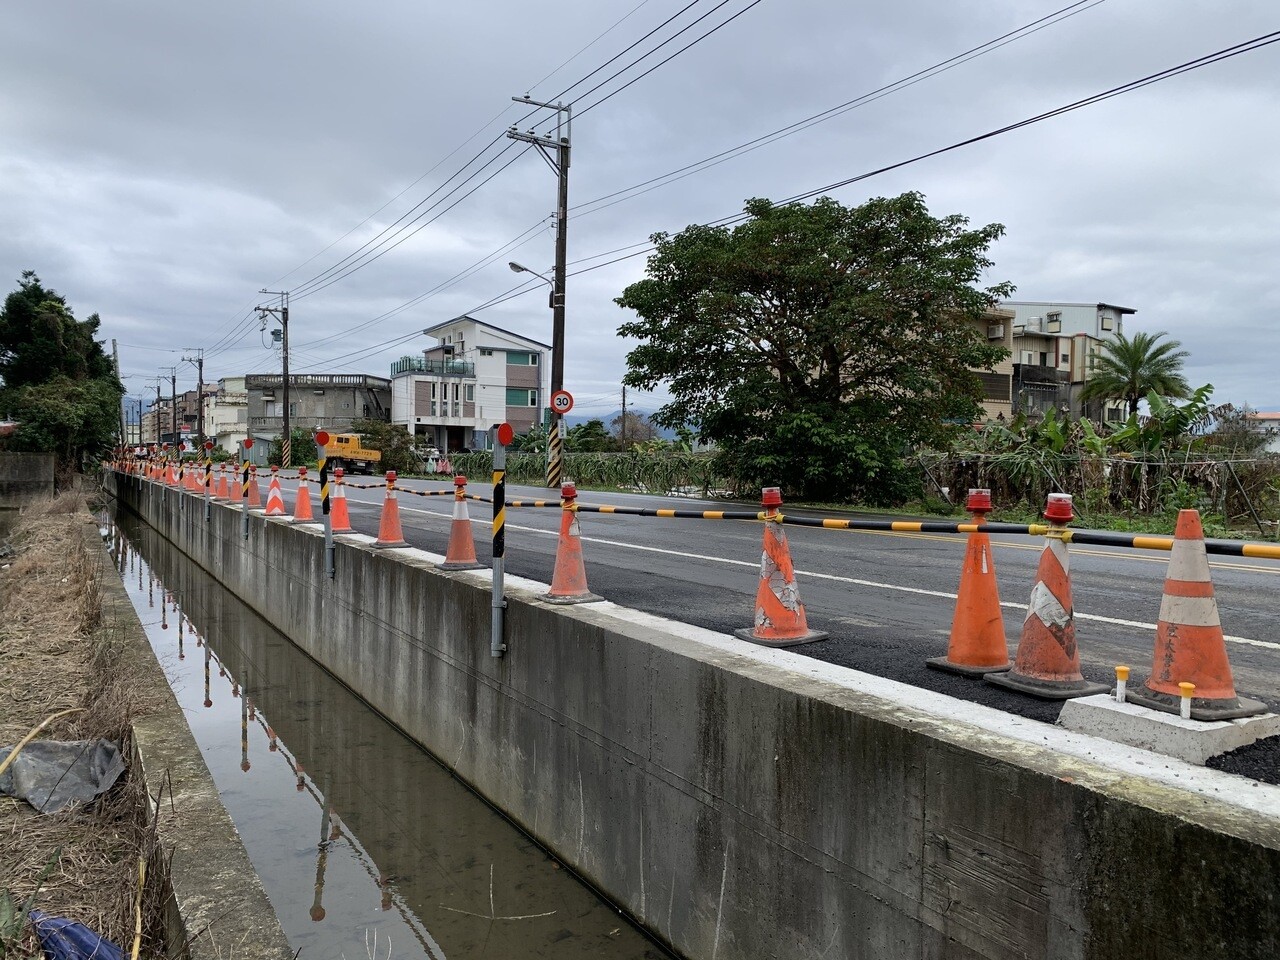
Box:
[385,502,1280,653]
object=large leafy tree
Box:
[1079,330,1191,417]
[0,271,123,469]
[616,193,1013,501]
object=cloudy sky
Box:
[3,1,1278,418]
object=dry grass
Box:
[0,493,167,958]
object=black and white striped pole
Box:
[491,422,513,659]
[203,440,214,522]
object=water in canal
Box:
[105,510,668,960]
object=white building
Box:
[390,317,551,452]
[203,377,248,453]
[998,301,1137,420]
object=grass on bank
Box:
[0,492,167,959]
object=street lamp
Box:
[508,262,555,308]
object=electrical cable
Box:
[571,0,1102,217]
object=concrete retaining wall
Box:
[0,452,56,503]
[109,471,1280,960]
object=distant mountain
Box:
[563,409,678,440]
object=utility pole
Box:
[507,96,570,488]
[112,339,125,447]
[257,292,290,467]
[182,348,205,449]
[153,381,164,444]
[620,385,627,449]
[167,367,178,447]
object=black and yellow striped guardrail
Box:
[241,469,1280,562]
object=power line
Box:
[290,144,532,302]
[573,0,768,119]
[525,0,656,95]
[571,0,1102,217]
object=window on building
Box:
[506,351,538,365]
[1046,312,1062,333]
[1039,352,1048,366]
[289,402,298,416]
[1060,354,1069,364]
[506,388,538,407]
[430,383,436,399]
[480,348,494,357]
[452,383,459,401]
[465,384,475,402]
[1100,314,1114,331]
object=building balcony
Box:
[1013,363,1068,386]
[391,357,475,378]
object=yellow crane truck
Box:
[322,433,382,474]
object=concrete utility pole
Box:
[182,348,205,448]
[167,367,178,446]
[257,292,290,467]
[507,96,570,488]
[112,339,125,446]
[620,385,627,449]
[153,381,164,443]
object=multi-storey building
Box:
[245,373,392,462]
[390,317,550,452]
[203,377,249,453]
[971,306,1016,420]
[998,301,1137,420]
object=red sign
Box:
[496,422,514,446]
[550,390,574,414]
[204,441,214,450]
[243,438,254,449]
[315,430,330,446]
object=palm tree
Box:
[1080,330,1191,417]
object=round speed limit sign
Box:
[550,390,574,415]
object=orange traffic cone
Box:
[330,467,353,533]
[247,465,262,508]
[987,494,1107,699]
[1126,509,1265,720]
[216,463,230,500]
[229,462,243,502]
[928,489,1010,676]
[440,475,484,570]
[542,481,601,603]
[372,471,408,547]
[264,466,287,516]
[293,466,316,522]
[735,487,826,646]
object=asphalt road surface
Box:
[272,474,1280,724]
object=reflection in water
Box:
[106,511,667,960]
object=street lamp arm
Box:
[508,261,553,286]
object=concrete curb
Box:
[86,519,293,960]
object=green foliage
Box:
[616,192,1013,503]
[2,377,121,465]
[510,424,547,455]
[0,272,122,472]
[449,450,731,496]
[268,427,315,468]
[1078,330,1191,416]
[566,418,617,452]
[348,418,415,475]
[1106,384,1214,454]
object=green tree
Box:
[566,418,617,452]
[347,418,415,475]
[615,193,1012,502]
[1079,330,1190,417]
[268,427,315,468]
[0,271,122,470]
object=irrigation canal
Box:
[105,508,669,960]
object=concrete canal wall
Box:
[110,471,1280,960]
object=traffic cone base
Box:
[928,525,1010,677]
[985,532,1106,700]
[1128,509,1265,721]
[737,518,827,647]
